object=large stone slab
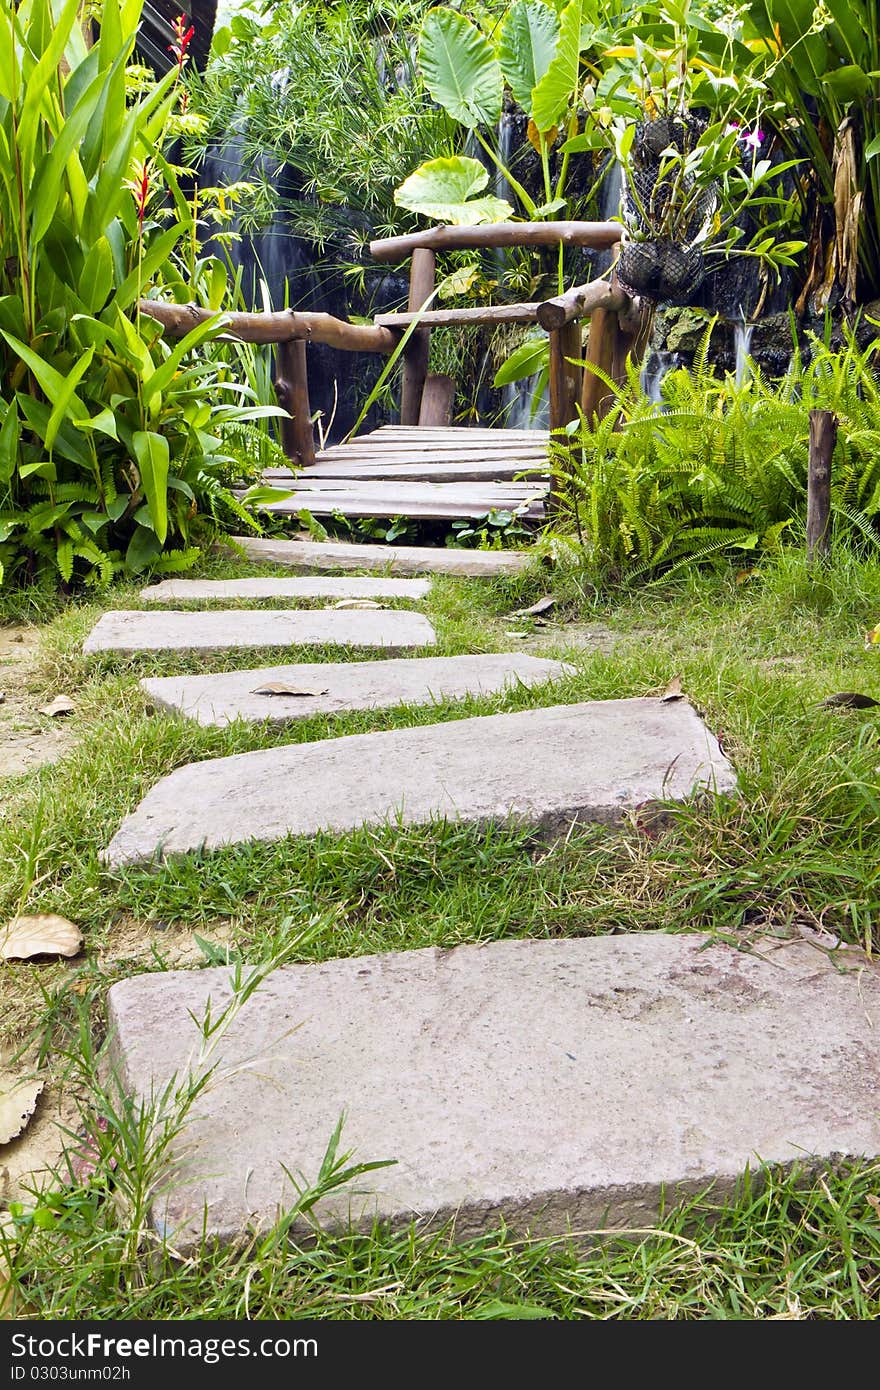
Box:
[105,934,880,1247]
[231,537,532,577]
[141,653,571,728]
[83,608,436,656]
[104,698,735,867]
[140,576,430,604]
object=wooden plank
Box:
[249,492,547,521]
[308,450,548,466]
[251,480,545,497]
[265,462,548,483]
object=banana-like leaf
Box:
[418,7,503,128]
[79,237,115,313]
[45,346,94,451]
[531,0,582,133]
[0,330,88,419]
[394,156,513,225]
[132,430,169,543]
[497,0,559,115]
[0,401,19,483]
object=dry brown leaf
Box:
[251,683,329,698]
[0,913,83,961]
[0,1074,44,1145]
[332,599,386,610]
[512,595,557,618]
[39,694,75,717]
[661,676,684,702]
[819,692,880,710]
[527,118,558,153]
[867,1194,880,1217]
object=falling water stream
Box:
[734,310,755,385]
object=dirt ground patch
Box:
[0,626,74,778]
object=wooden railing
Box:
[139,220,646,467]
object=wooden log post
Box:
[807,408,837,563]
[581,305,617,423]
[548,322,583,436]
[274,339,316,467]
[418,373,455,427]
[400,247,435,425]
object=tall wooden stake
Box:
[807,408,836,563]
[400,247,435,425]
[275,339,315,467]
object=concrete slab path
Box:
[103,698,735,867]
[105,934,880,1246]
[83,609,437,656]
[141,653,571,727]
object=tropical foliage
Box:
[0,0,282,589]
[551,325,880,581]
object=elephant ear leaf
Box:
[497,0,560,116]
[394,156,513,225]
[531,0,582,134]
[418,7,503,128]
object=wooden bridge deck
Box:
[254,426,553,522]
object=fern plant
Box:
[551,321,880,581]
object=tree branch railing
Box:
[138,219,644,468]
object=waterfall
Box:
[640,350,679,407]
[734,310,755,385]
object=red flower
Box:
[168,14,195,74]
[134,161,151,230]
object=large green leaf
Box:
[531,0,582,133]
[79,236,115,313]
[0,401,19,483]
[394,156,513,225]
[44,346,94,450]
[132,429,169,543]
[29,68,107,246]
[493,335,549,387]
[418,7,503,128]
[0,330,88,419]
[497,1,560,115]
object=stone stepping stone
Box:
[103,698,735,868]
[141,653,571,728]
[140,577,431,604]
[105,933,880,1247]
[231,536,531,577]
[83,608,437,657]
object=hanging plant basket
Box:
[618,238,706,305]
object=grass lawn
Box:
[1,542,879,1319]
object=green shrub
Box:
[0,0,281,590]
[551,324,880,581]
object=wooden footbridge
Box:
[142,221,646,524]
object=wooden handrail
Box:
[370,220,624,263]
[138,300,400,354]
[375,303,541,329]
[537,278,628,330]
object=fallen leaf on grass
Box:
[866,625,880,647]
[0,914,83,961]
[251,683,329,698]
[332,599,386,610]
[511,595,557,618]
[661,676,684,702]
[38,695,75,718]
[819,692,880,710]
[504,630,529,639]
[0,1074,44,1145]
